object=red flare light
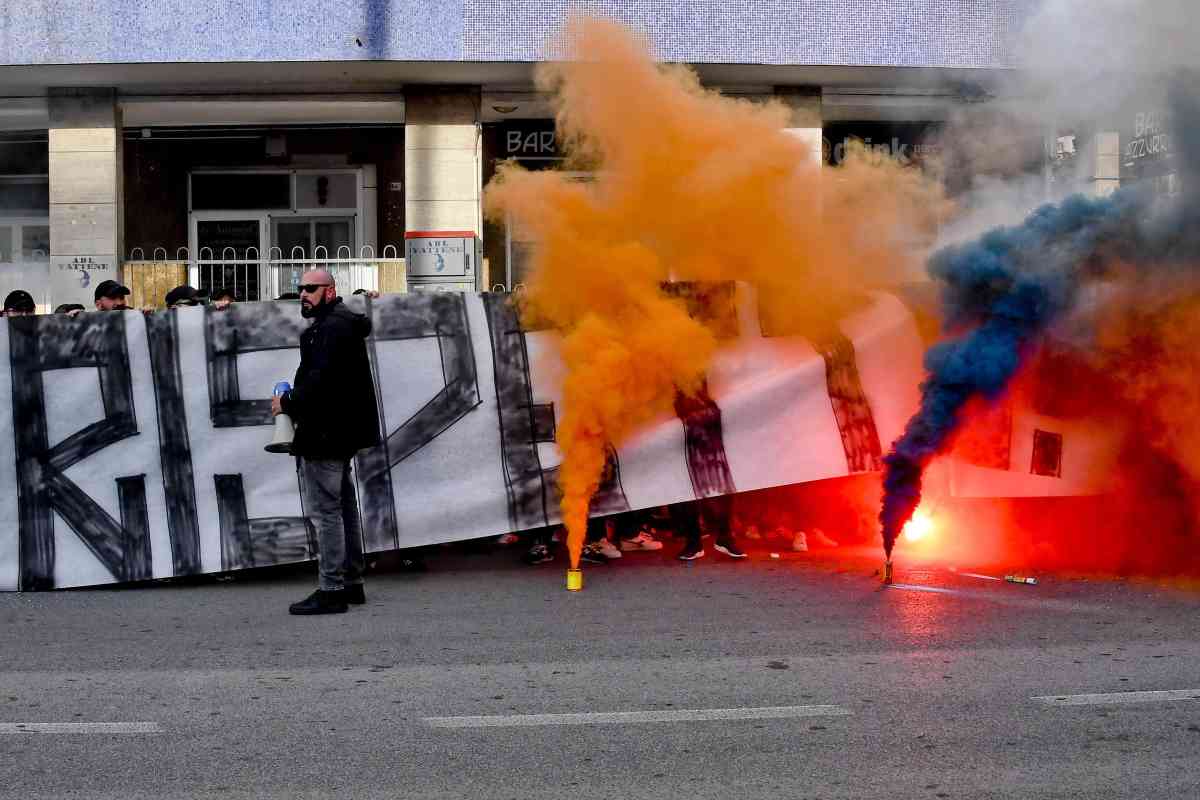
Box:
[902,507,936,544]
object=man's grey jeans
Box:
[298,457,365,592]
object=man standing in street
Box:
[271,270,380,615]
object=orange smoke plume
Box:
[1090,284,1200,485]
[484,16,947,568]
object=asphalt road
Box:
[2,546,1198,799]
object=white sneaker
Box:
[620,531,664,551]
[792,531,809,552]
[595,538,622,559]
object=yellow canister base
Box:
[566,568,583,592]
[883,560,894,585]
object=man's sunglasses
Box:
[298,283,331,294]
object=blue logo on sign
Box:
[79,270,91,288]
[435,254,445,273]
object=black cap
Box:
[210,285,236,301]
[3,289,35,313]
[165,285,202,307]
[94,280,130,302]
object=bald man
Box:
[272,270,380,615]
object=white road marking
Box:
[887,583,959,594]
[1033,689,1200,706]
[959,572,1002,582]
[0,722,162,734]
[426,705,852,728]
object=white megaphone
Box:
[265,380,295,454]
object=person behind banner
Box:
[271,269,381,616]
[93,279,130,311]
[211,286,236,310]
[674,495,747,561]
[165,284,205,309]
[3,289,36,316]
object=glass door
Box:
[270,216,354,295]
[191,214,268,301]
[0,218,51,309]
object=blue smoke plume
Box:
[879,80,1200,558]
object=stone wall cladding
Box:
[2,0,1033,68]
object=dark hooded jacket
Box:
[280,297,380,459]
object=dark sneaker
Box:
[342,584,366,605]
[580,542,609,564]
[714,541,747,559]
[289,590,348,615]
[523,543,554,565]
[677,545,705,561]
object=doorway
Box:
[188,169,362,300]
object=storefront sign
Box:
[1122,109,1174,182]
[487,120,563,170]
[822,122,943,168]
[501,120,560,160]
[50,255,117,306]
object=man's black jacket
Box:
[280,297,380,459]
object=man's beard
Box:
[300,296,322,318]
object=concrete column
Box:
[404,88,481,236]
[48,89,123,307]
[775,87,823,166]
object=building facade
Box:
[0,0,1041,309]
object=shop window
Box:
[1030,429,1063,478]
[0,176,49,214]
[504,172,592,290]
[0,134,51,309]
[296,173,356,210]
[22,225,49,259]
[192,173,290,210]
[274,218,354,256]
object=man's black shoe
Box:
[289,590,349,615]
[342,584,366,605]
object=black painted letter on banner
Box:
[145,312,201,575]
[483,293,629,528]
[9,314,149,589]
[215,474,315,570]
[673,379,737,498]
[355,293,482,551]
[814,334,883,473]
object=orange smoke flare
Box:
[485,16,948,568]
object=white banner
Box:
[0,287,1103,590]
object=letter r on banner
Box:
[8,314,149,590]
